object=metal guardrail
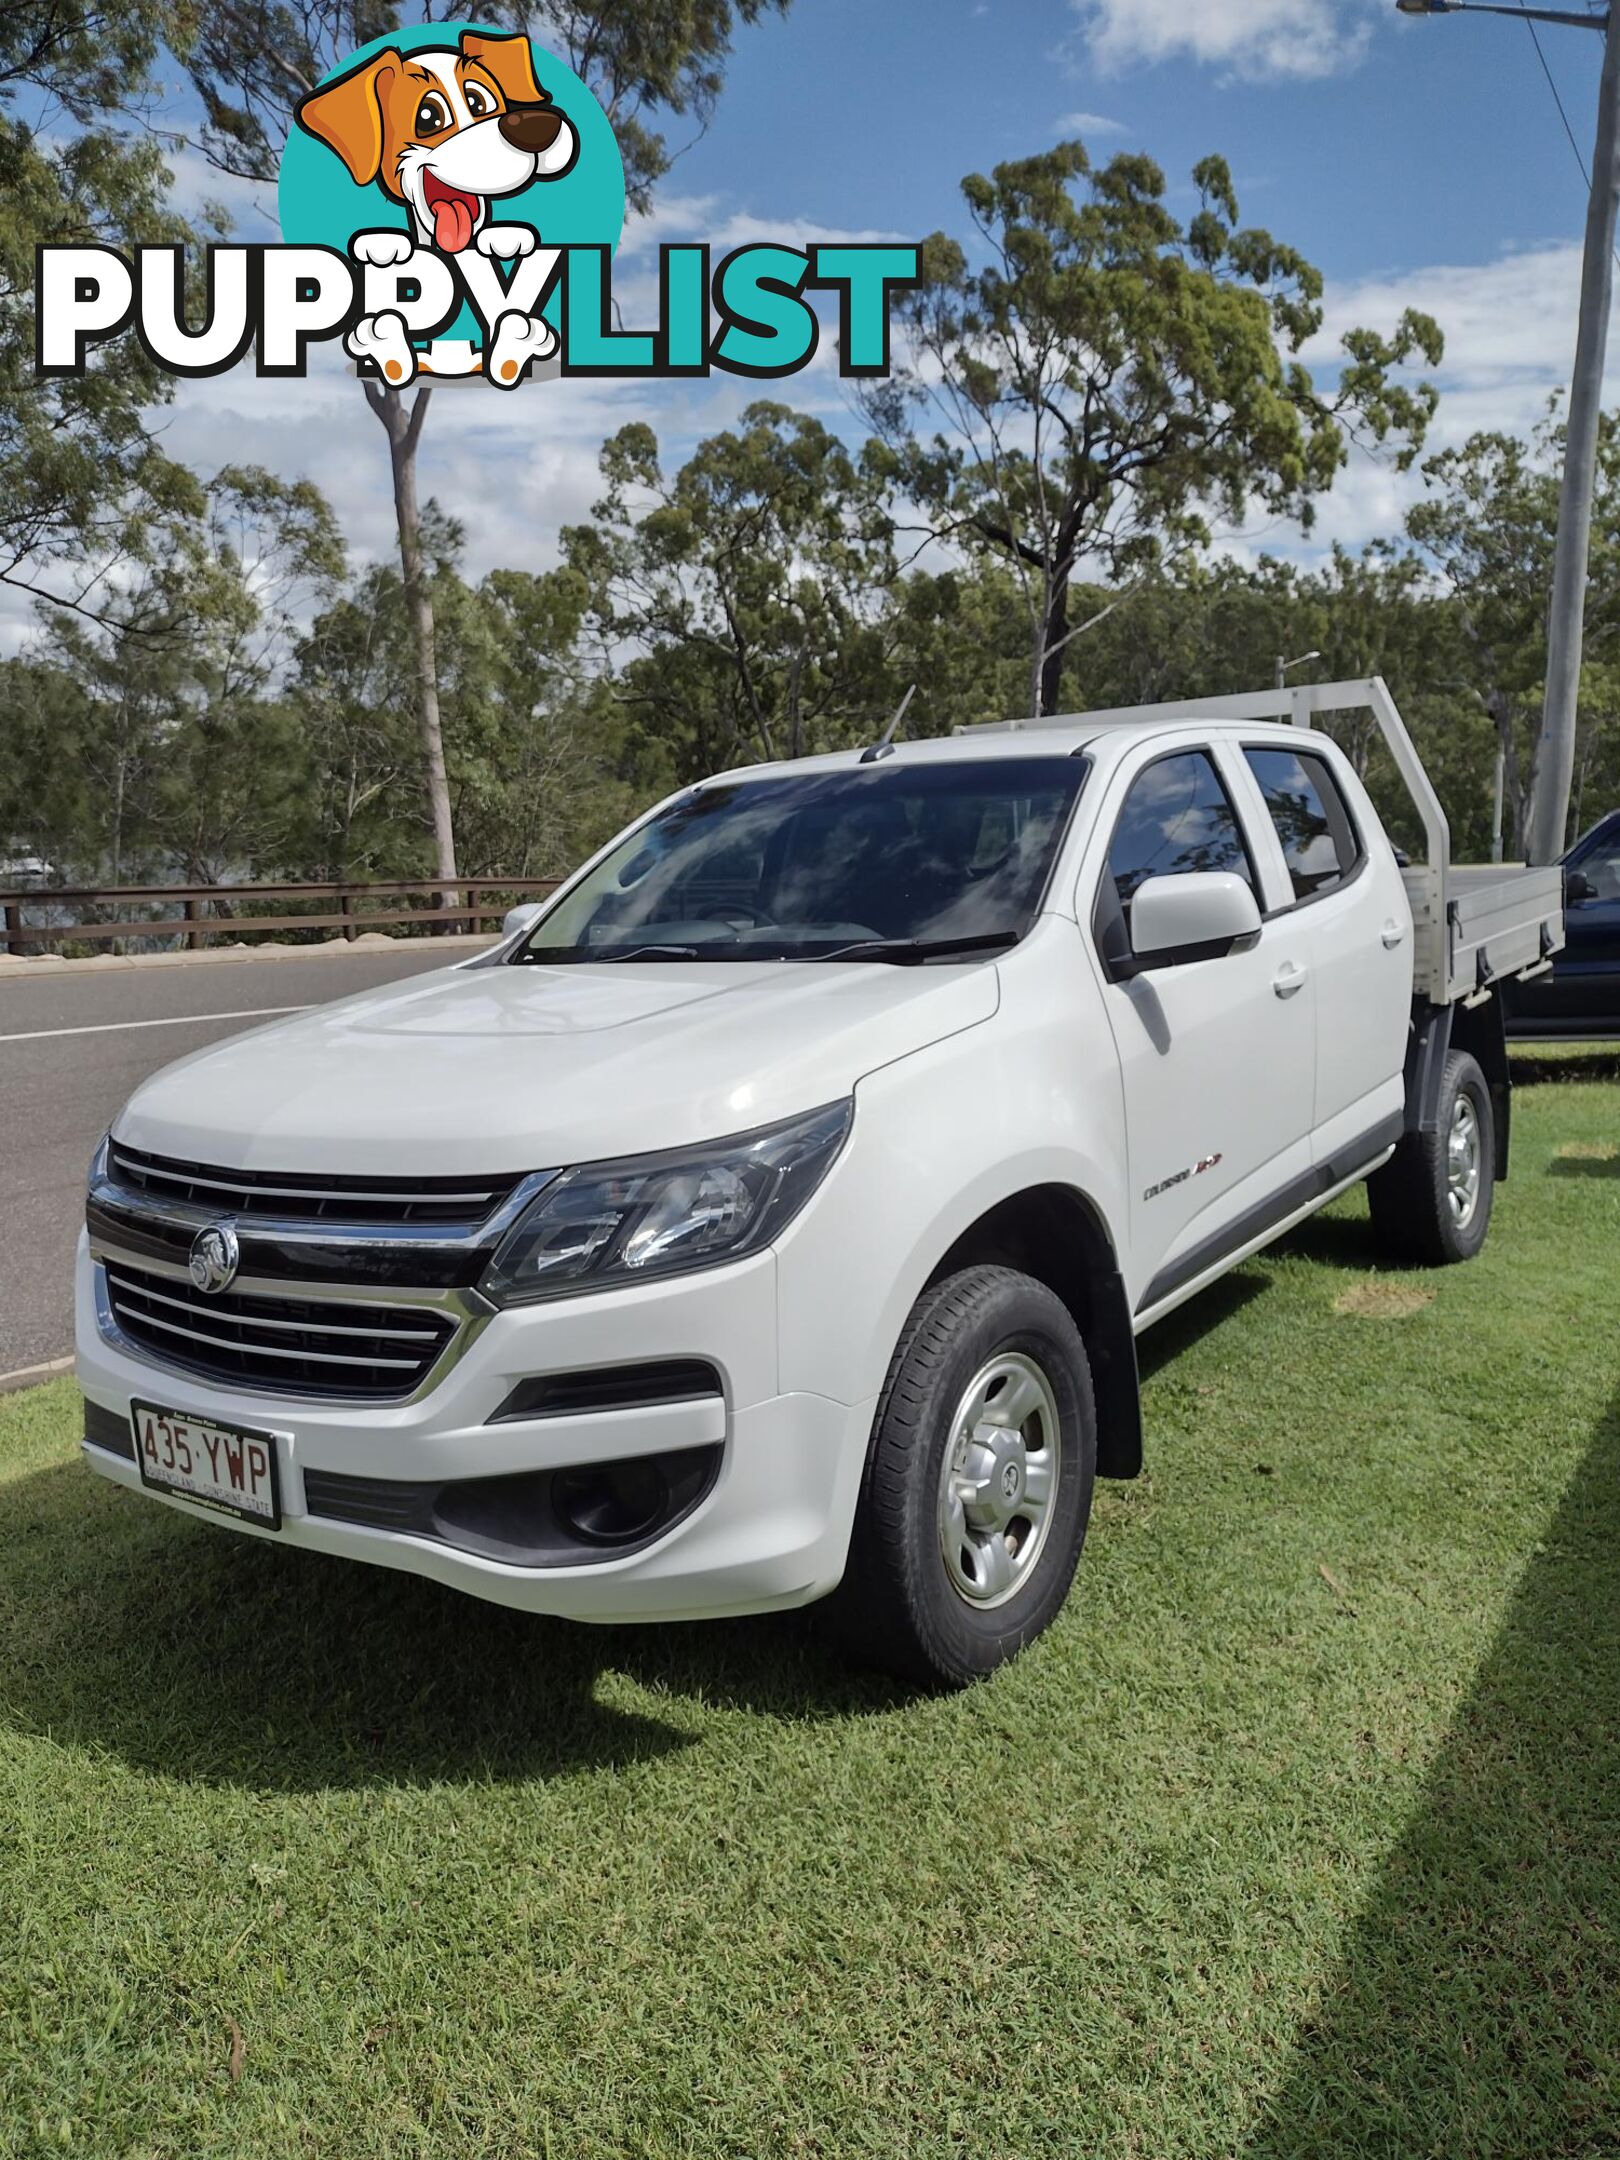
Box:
[0,877,561,956]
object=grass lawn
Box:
[2,1064,1617,2159]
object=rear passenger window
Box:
[1107,751,1255,907]
[1245,748,1363,903]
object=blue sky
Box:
[13,0,1619,645]
[676,0,1608,284]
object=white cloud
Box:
[1232,240,1602,562]
[0,191,899,655]
[1054,110,1129,138]
[1073,0,1380,82]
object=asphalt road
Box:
[0,945,486,1380]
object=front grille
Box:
[103,1261,458,1401]
[106,1139,523,1230]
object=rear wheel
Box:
[825,1265,1096,1687]
[1368,1048,1494,1265]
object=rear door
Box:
[1090,742,1316,1314]
[1237,741,1410,1164]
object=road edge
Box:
[0,1355,74,1397]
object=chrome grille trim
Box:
[112,1304,422,1372]
[119,1163,504,1207]
[96,1140,565,1261]
[115,1272,444,1342]
[93,1251,491,1406]
[106,1140,557,1244]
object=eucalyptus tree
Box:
[863,142,1445,717]
[572,403,899,782]
[1407,408,1620,856]
[1,466,345,884]
[177,0,791,898]
[1,0,201,625]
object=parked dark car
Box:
[1505,809,1620,1039]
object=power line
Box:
[1519,1,1592,183]
[1515,2,1620,271]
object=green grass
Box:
[3,1064,1618,2159]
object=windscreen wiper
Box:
[599,943,704,962]
[512,942,703,965]
[814,931,1020,965]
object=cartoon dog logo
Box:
[295,30,577,386]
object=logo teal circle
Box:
[278,22,623,344]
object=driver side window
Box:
[1108,752,1255,908]
[1094,750,1255,977]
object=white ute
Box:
[78,681,1565,1684]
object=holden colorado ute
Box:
[77,681,1565,1685]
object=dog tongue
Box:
[432,195,474,253]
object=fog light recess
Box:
[552,1458,671,1546]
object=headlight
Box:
[481,1100,852,1306]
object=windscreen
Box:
[514,757,1086,964]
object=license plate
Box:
[130,1400,282,1528]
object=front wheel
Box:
[1368,1048,1495,1265]
[825,1265,1097,1688]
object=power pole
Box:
[1397,1,1618,864]
[1531,8,1620,863]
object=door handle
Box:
[1380,920,1406,949]
[1272,960,1308,999]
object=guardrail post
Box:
[183,898,201,952]
[340,889,355,943]
[2,900,20,957]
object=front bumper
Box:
[75,1233,873,1622]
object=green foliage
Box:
[280,522,643,886]
[1407,404,1620,854]
[0,0,169,114]
[5,26,1612,894]
[1070,546,1500,858]
[0,35,205,623]
[863,140,1443,714]
[572,403,901,780]
[165,0,793,885]
[171,0,404,184]
[173,0,791,206]
[0,470,346,882]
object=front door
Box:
[1092,746,1316,1314]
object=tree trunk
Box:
[1038,575,1070,717]
[365,379,459,914]
[1489,692,1530,860]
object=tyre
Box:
[826,1265,1097,1688]
[1368,1049,1494,1266]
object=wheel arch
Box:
[922,1183,1142,1480]
[1404,996,1511,1180]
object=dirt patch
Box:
[1554,1141,1619,1162]
[1334,1281,1436,1320]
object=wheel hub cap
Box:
[937,1351,1061,1610]
[1447,1094,1481,1227]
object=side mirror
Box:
[502,901,544,938]
[1129,871,1262,970]
[1566,868,1597,905]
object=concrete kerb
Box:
[0,1355,74,1397]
